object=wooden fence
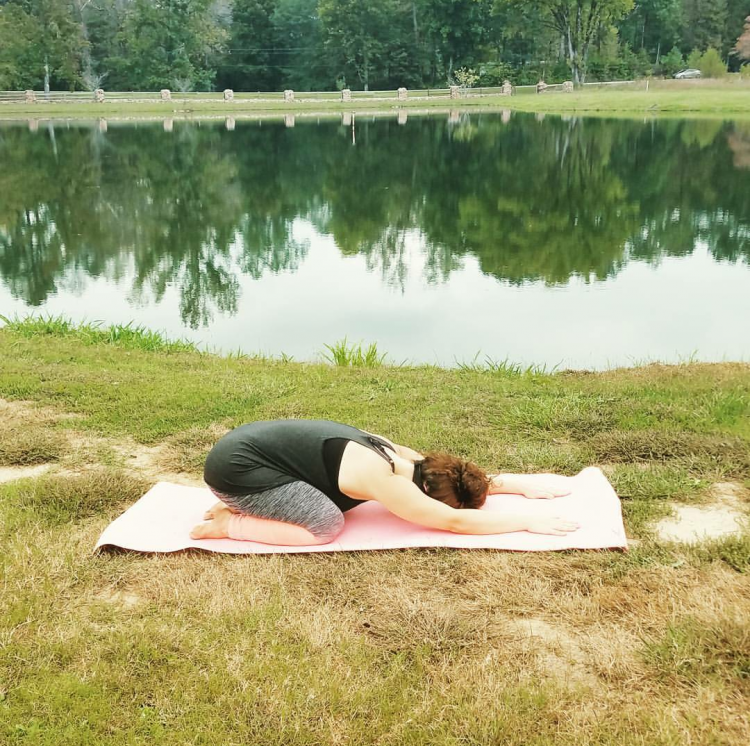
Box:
[0,80,639,105]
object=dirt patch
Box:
[110,441,204,487]
[654,483,748,543]
[94,588,144,610]
[0,463,53,483]
[503,617,599,687]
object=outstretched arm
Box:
[367,473,578,536]
[488,474,572,500]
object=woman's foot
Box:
[191,509,232,540]
[203,500,239,521]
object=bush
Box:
[699,47,727,77]
[687,48,702,69]
[659,46,684,77]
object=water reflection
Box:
[0,113,749,331]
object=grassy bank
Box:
[2,80,750,120]
[1,318,749,744]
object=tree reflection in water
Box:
[0,114,748,328]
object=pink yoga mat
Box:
[94,467,627,554]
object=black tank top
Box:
[203,419,395,512]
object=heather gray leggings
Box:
[210,481,345,542]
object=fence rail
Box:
[0,80,640,106]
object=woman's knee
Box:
[309,510,345,543]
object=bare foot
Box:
[203,500,239,521]
[191,509,232,540]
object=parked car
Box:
[674,69,702,79]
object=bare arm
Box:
[489,474,572,500]
[366,473,578,536]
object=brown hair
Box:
[419,452,489,509]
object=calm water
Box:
[1,112,749,369]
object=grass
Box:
[1,317,749,744]
[322,338,389,367]
[0,314,198,354]
[2,79,750,120]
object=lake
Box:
[1,111,748,369]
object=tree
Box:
[497,0,634,84]
[681,0,728,54]
[659,45,684,75]
[0,4,43,89]
[318,0,401,90]
[699,45,728,74]
[105,0,226,91]
[734,15,750,63]
[270,0,324,90]
[217,0,280,92]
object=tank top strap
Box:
[363,434,395,471]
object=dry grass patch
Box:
[589,429,750,477]
[1,469,150,530]
[0,398,68,466]
[159,423,230,476]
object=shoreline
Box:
[3,85,750,121]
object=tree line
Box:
[0,0,749,93]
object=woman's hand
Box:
[526,516,580,535]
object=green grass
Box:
[1,317,749,744]
[0,314,198,353]
[322,338,389,367]
[2,80,750,120]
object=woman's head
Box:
[419,453,489,509]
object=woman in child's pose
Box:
[192,419,578,545]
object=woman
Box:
[191,419,579,545]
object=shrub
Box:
[687,48,702,69]
[699,47,728,77]
[659,47,684,77]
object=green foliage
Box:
[2,0,750,91]
[699,46,728,76]
[322,338,388,367]
[0,4,42,89]
[0,314,198,353]
[659,46,685,76]
[104,0,226,91]
[687,47,704,68]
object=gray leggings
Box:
[210,481,345,542]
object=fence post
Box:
[501,80,513,96]
[562,81,574,93]
[341,88,352,102]
[284,89,294,102]
[536,80,548,94]
[25,90,36,103]
[223,89,234,101]
[160,89,171,101]
[94,88,105,103]
[449,85,460,99]
[397,87,407,101]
